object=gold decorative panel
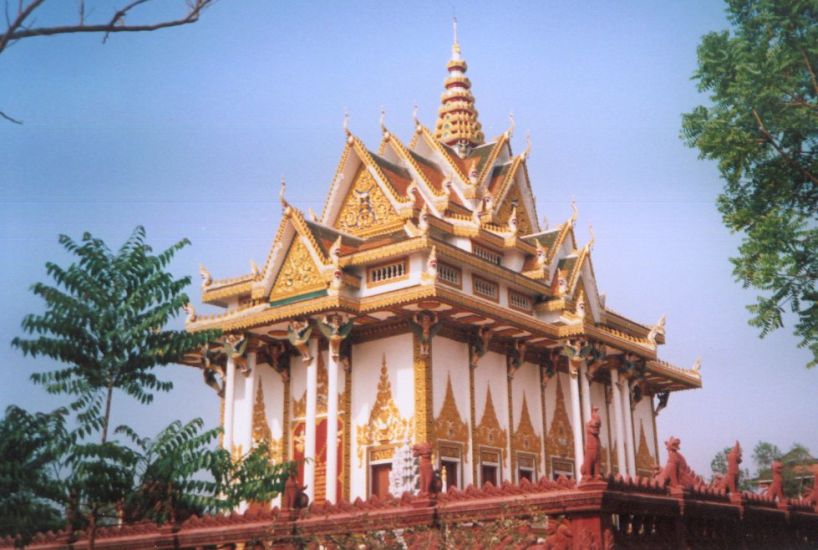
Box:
[335,167,400,236]
[635,420,655,476]
[413,335,434,445]
[355,355,413,466]
[270,238,324,300]
[545,376,574,460]
[497,183,532,235]
[473,386,507,465]
[512,393,542,465]
[434,373,469,463]
[253,379,283,462]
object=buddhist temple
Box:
[182,26,702,507]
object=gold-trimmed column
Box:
[343,350,352,502]
[469,357,478,483]
[413,334,434,445]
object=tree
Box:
[0,406,68,546]
[0,0,215,124]
[11,226,217,547]
[119,419,291,525]
[682,0,818,368]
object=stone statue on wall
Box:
[224,333,249,375]
[580,406,602,482]
[317,313,353,360]
[714,441,743,495]
[469,326,492,368]
[412,441,439,496]
[654,437,703,489]
[764,460,785,502]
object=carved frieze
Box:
[270,238,324,300]
[433,373,469,463]
[545,375,575,460]
[356,356,413,466]
[496,183,532,235]
[335,168,400,236]
[473,386,508,465]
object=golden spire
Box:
[433,17,484,151]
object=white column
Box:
[621,378,636,477]
[568,364,584,478]
[223,356,237,453]
[325,350,340,504]
[303,338,319,502]
[610,369,627,476]
[579,362,592,426]
[237,351,257,514]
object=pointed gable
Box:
[334,164,403,237]
[269,236,325,301]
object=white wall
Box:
[432,335,472,486]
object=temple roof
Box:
[188,31,700,393]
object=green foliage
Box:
[12,226,218,439]
[119,419,292,525]
[682,0,818,368]
[0,406,68,545]
[8,227,220,545]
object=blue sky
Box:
[2,0,815,475]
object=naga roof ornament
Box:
[433,18,485,152]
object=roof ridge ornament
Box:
[507,112,516,138]
[279,176,289,211]
[569,200,579,226]
[343,108,351,141]
[588,224,596,251]
[413,103,420,128]
[523,133,532,160]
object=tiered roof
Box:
[187,31,700,393]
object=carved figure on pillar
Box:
[266,341,290,382]
[224,333,249,376]
[507,339,527,379]
[584,341,607,378]
[580,406,603,482]
[541,348,561,385]
[764,460,785,502]
[410,310,440,357]
[287,319,313,362]
[653,391,670,415]
[654,437,704,490]
[197,343,225,397]
[317,313,353,360]
[469,326,492,368]
[714,441,742,495]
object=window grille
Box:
[508,289,533,312]
[367,258,408,286]
[437,262,462,288]
[473,276,499,301]
[473,244,503,266]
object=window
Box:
[367,258,408,286]
[473,276,499,302]
[370,463,392,499]
[438,442,463,491]
[473,244,503,266]
[479,449,502,486]
[437,262,462,288]
[508,289,533,313]
[517,453,536,483]
[551,458,575,480]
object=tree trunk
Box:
[89,380,115,550]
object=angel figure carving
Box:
[287,319,313,362]
[418,203,430,236]
[198,344,225,397]
[535,241,547,271]
[224,333,250,376]
[267,341,290,382]
[182,303,196,323]
[507,339,527,379]
[410,310,441,357]
[317,313,353,360]
[469,326,492,368]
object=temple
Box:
[182,27,702,507]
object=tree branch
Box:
[1,0,212,53]
[752,108,818,186]
[0,0,46,54]
[0,109,23,124]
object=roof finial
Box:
[507,112,516,138]
[412,103,419,126]
[380,107,387,134]
[523,132,532,159]
[588,224,596,250]
[569,199,579,225]
[452,16,460,58]
[343,108,350,136]
[279,176,288,209]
